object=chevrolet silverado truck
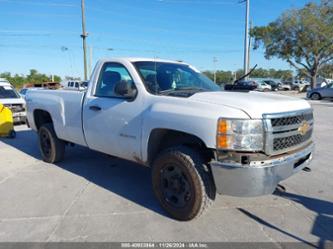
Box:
[26,58,314,221]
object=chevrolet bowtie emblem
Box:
[298,121,310,136]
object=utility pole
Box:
[88,46,93,77]
[81,0,88,80]
[213,57,218,83]
[243,0,250,79]
[247,20,252,72]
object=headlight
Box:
[217,118,264,151]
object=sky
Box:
[0,0,317,79]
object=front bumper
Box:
[210,143,314,197]
[12,111,27,123]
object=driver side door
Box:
[325,84,333,97]
[82,62,143,161]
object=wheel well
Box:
[147,129,214,165]
[34,109,53,130]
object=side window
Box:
[95,63,135,98]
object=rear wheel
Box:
[152,146,215,221]
[38,123,65,163]
[311,93,321,100]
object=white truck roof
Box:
[98,57,188,65]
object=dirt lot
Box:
[0,97,332,245]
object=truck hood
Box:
[0,98,26,105]
[190,91,311,119]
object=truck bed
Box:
[26,89,87,146]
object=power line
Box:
[83,10,240,39]
[156,0,235,5]
[88,1,242,25]
[0,30,78,35]
[0,29,240,50]
[0,0,77,7]
[0,12,79,18]
[0,43,242,54]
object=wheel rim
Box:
[160,164,192,208]
[40,130,51,157]
[312,93,319,100]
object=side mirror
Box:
[81,81,89,88]
[114,80,137,99]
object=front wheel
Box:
[311,93,321,100]
[38,123,65,163]
[9,130,16,138]
[152,146,216,221]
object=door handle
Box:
[89,105,102,111]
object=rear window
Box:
[0,86,20,99]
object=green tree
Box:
[319,64,333,78]
[202,70,234,84]
[251,0,333,88]
[0,70,62,89]
[26,69,50,84]
[54,75,62,82]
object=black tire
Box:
[38,123,65,163]
[9,130,16,138]
[152,146,216,221]
[311,93,321,100]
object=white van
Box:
[0,79,26,124]
[61,80,87,90]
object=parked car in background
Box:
[61,80,88,90]
[256,81,272,92]
[0,81,26,124]
[224,80,258,91]
[292,80,310,91]
[263,80,280,91]
[279,82,292,91]
[307,83,333,100]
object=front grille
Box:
[264,109,314,155]
[271,112,313,127]
[273,130,312,151]
[4,104,24,113]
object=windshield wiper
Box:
[159,87,207,95]
[234,64,258,84]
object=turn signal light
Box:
[218,119,228,134]
[217,135,228,149]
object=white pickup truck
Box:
[26,58,314,220]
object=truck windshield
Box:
[133,61,221,96]
[0,86,20,99]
